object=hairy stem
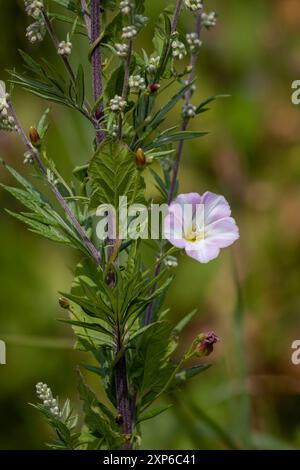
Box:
[118,40,133,140]
[9,103,101,266]
[90,0,105,143]
[155,0,184,82]
[115,333,133,449]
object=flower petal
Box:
[185,239,220,263]
[202,191,232,225]
[172,192,203,209]
[205,216,239,248]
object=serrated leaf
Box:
[88,140,145,210]
[77,372,122,449]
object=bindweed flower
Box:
[24,0,44,19]
[182,103,196,118]
[26,21,46,43]
[147,56,160,73]
[202,11,218,29]
[164,192,239,263]
[36,382,60,417]
[195,331,219,357]
[129,75,146,94]
[119,0,132,15]
[185,0,203,12]
[171,39,187,60]
[57,40,72,56]
[109,95,127,112]
[122,25,137,40]
[115,43,129,57]
[186,32,202,52]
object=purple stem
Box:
[9,103,101,266]
[118,39,133,140]
[115,332,133,449]
[90,0,105,144]
[42,9,94,119]
[171,0,185,32]
[145,11,203,326]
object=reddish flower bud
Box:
[29,126,41,147]
[149,83,160,93]
[196,331,219,357]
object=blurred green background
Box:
[1,0,300,449]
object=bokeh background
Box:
[1,0,300,449]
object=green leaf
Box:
[105,64,124,100]
[52,0,81,12]
[75,64,85,108]
[195,94,230,114]
[131,321,175,401]
[137,404,173,424]
[147,81,194,131]
[173,309,197,335]
[146,131,208,150]
[175,364,211,385]
[88,140,145,210]
[77,372,122,449]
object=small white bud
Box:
[164,255,178,269]
[115,43,129,58]
[129,75,146,94]
[147,56,160,73]
[182,103,196,118]
[134,14,148,29]
[186,32,202,52]
[171,39,187,60]
[24,1,44,19]
[57,40,72,56]
[26,21,46,44]
[109,95,127,112]
[119,0,132,15]
[202,11,217,29]
[122,26,137,40]
[184,0,203,12]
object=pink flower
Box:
[164,192,239,263]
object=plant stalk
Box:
[114,329,133,449]
[8,103,101,266]
[90,0,105,143]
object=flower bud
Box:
[149,83,160,93]
[29,126,41,147]
[135,148,147,168]
[195,331,219,357]
[59,297,70,309]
